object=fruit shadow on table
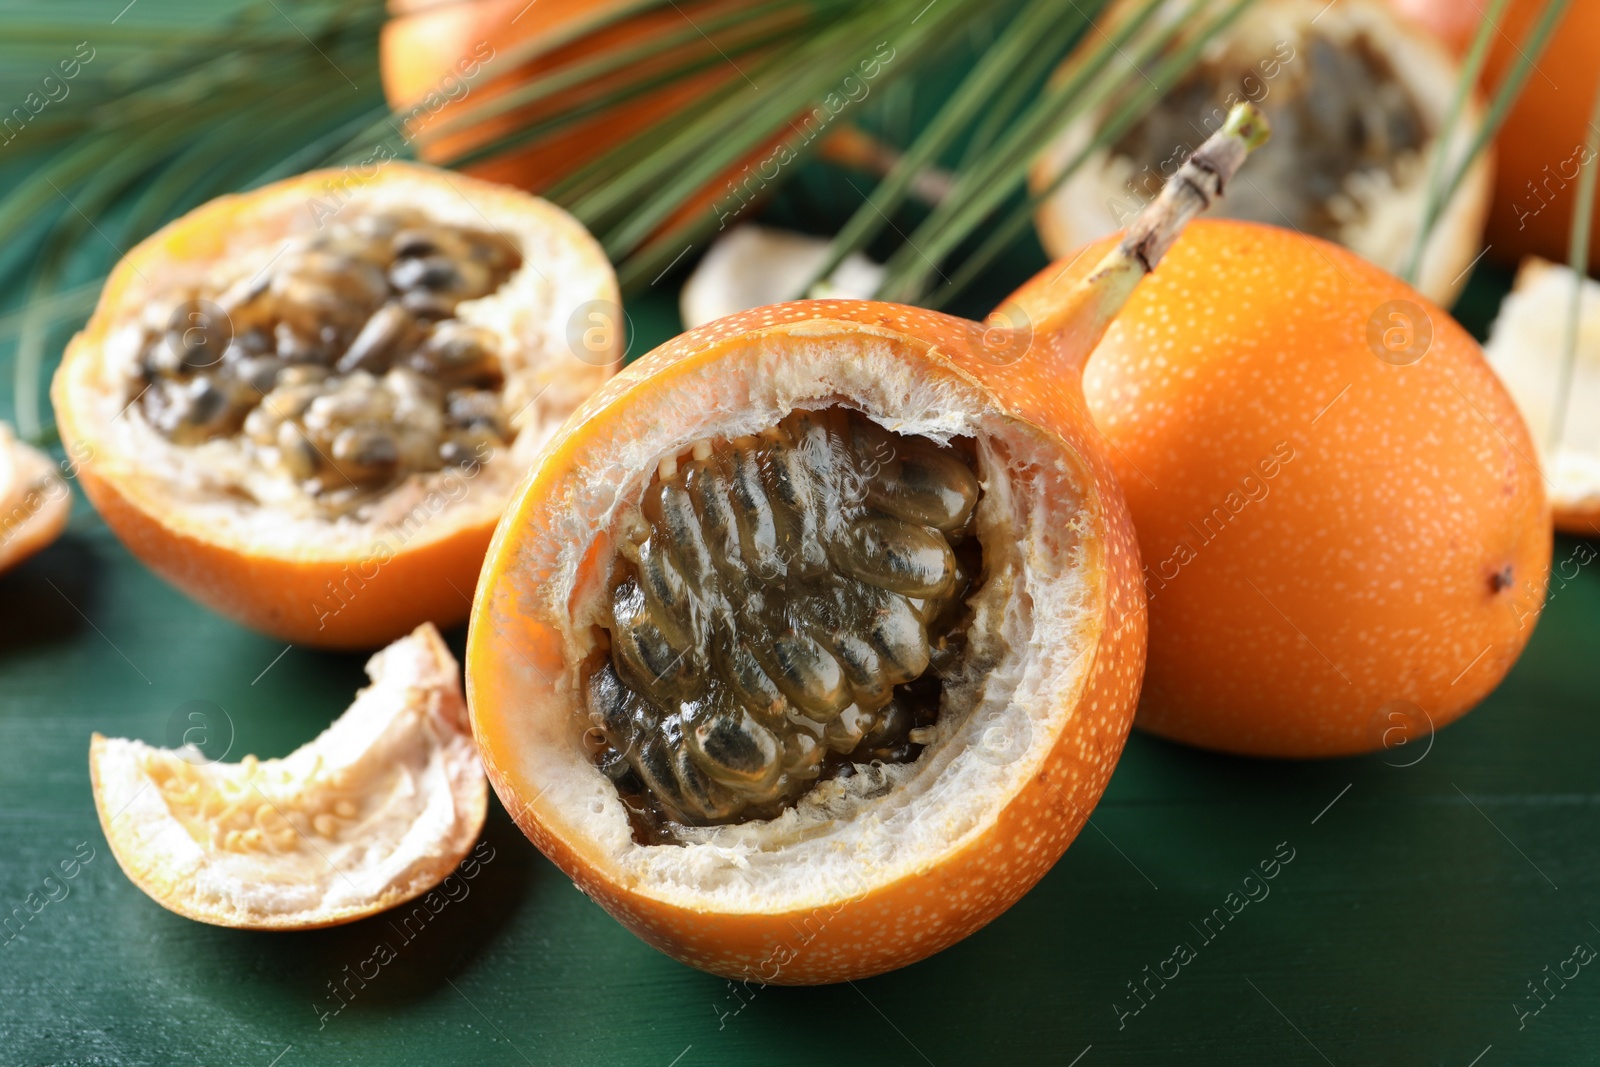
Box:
[0,536,100,652]
[160,805,536,1010]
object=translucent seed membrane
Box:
[147,752,367,856]
[586,407,983,844]
[1114,31,1429,239]
[129,208,523,518]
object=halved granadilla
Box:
[0,422,71,575]
[53,162,618,648]
[467,106,1268,983]
[1032,0,1491,306]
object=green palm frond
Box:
[0,0,1556,444]
[0,0,387,439]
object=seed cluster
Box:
[1115,32,1427,240]
[587,408,982,838]
[148,754,362,855]
[131,209,523,516]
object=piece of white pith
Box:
[90,622,487,929]
[680,225,885,328]
[1484,258,1600,519]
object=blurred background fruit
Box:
[1031,0,1493,306]
[1384,0,1600,272]
[1484,258,1600,534]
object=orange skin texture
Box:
[1016,220,1551,758]
[380,0,739,189]
[1387,0,1600,271]
[61,462,488,649]
[468,299,1147,983]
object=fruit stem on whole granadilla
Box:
[1000,101,1269,378]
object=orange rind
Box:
[0,423,70,575]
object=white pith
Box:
[679,225,885,328]
[1484,258,1600,519]
[60,163,615,559]
[494,325,1103,913]
[91,623,486,928]
[1032,0,1489,306]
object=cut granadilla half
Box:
[467,106,1269,983]
[53,162,618,648]
[1484,258,1600,536]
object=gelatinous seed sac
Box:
[131,208,523,518]
[586,407,983,842]
[1113,31,1428,239]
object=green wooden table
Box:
[4,250,1598,1067]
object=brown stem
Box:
[1115,103,1268,277]
[997,102,1270,377]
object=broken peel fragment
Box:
[0,423,70,575]
[90,623,486,930]
[679,226,885,328]
[1484,258,1600,535]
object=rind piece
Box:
[1031,0,1491,307]
[0,423,70,575]
[680,226,885,328]
[1484,258,1600,535]
[90,623,486,930]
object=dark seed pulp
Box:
[131,208,523,517]
[587,408,983,843]
[1113,31,1429,239]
